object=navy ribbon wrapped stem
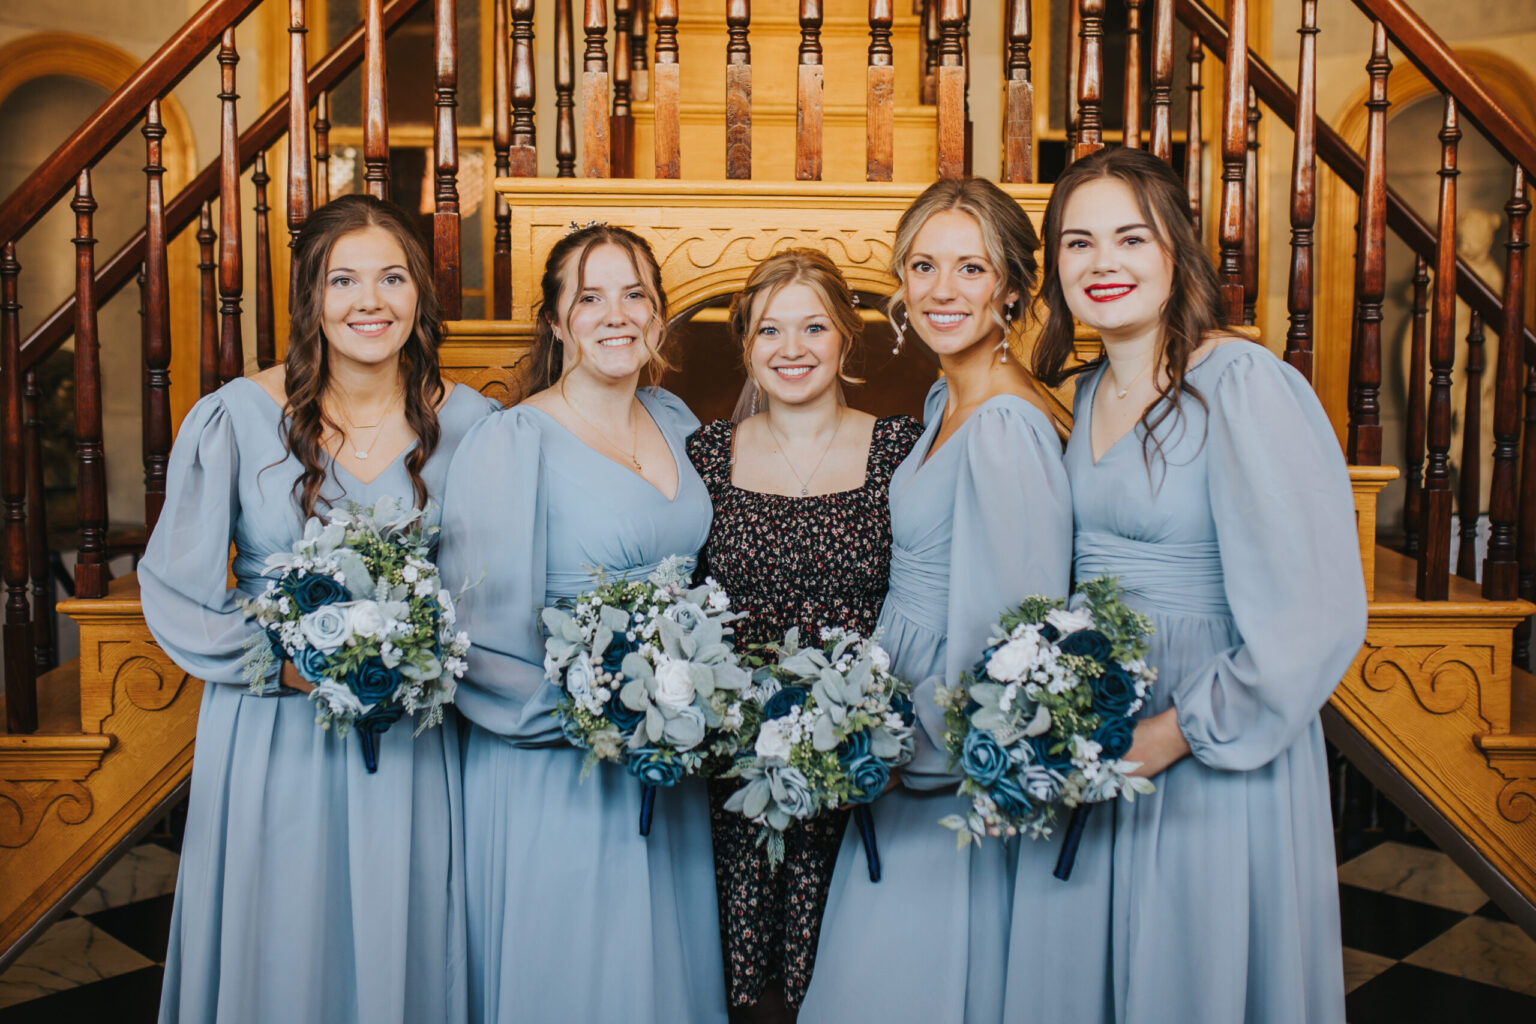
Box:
[854,805,882,882]
[1053,804,1092,880]
[638,784,657,836]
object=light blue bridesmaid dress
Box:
[1066,341,1365,1024]
[139,378,499,1024]
[802,378,1081,1024]
[436,387,727,1024]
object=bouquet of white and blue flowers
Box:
[724,627,916,881]
[241,497,469,773]
[936,577,1157,879]
[541,557,753,835]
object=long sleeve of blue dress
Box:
[1172,352,1368,772]
[436,408,558,743]
[139,393,281,693]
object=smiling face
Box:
[747,281,845,409]
[902,209,1019,358]
[320,225,420,373]
[1055,177,1176,345]
[553,242,661,384]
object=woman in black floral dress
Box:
[688,249,922,1022]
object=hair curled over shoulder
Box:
[887,177,1040,343]
[1030,147,1226,473]
[527,224,673,394]
[283,194,444,520]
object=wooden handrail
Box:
[0,0,264,247]
[1174,0,1536,365]
[18,0,423,373]
[1351,0,1536,176]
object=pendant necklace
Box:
[562,384,643,471]
[331,387,400,461]
[765,410,842,496]
[1108,361,1152,399]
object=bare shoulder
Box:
[249,365,288,406]
[518,385,561,414]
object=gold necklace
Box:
[764,410,842,497]
[561,384,642,471]
[1107,361,1152,399]
[329,386,401,461]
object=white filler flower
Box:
[652,657,697,713]
[754,718,794,762]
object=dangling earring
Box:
[750,380,762,416]
[998,303,1015,363]
[893,310,909,355]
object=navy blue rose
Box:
[889,691,915,723]
[291,645,333,684]
[349,657,400,704]
[1092,665,1139,718]
[357,701,404,729]
[1039,622,1061,643]
[626,747,685,788]
[1057,628,1112,664]
[602,634,638,675]
[1031,735,1075,772]
[990,771,1031,818]
[1092,716,1136,760]
[959,729,1010,788]
[846,755,891,802]
[836,729,871,766]
[763,685,808,720]
[606,697,644,735]
[286,572,348,613]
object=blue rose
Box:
[1032,735,1075,772]
[1092,665,1139,718]
[626,747,685,788]
[763,685,808,720]
[349,657,401,704]
[606,696,644,735]
[291,645,333,684]
[1092,716,1136,760]
[357,701,404,730]
[602,634,638,675]
[991,771,1031,818]
[846,755,891,803]
[836,730,871,766]
[889,691,914,724]
[959,729,1010,788]
[1039,622,1061,643]
[1057,629,1112,664]
[286,572,349,613]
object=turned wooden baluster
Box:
[1215,0,1247,322]
[1064,0,1081,153]
[1149,0,1173,161]
[1,242,34,732]
[1348,24,1390,472]
[798,1,825,181]
[1516,363,1536,664]
[315,91,332,206]
[197,202,218,397]
[632,0,651,103]
[288,0,312,261]
[582,0,611,178]
[24,371,53,672]
[1000,0,1032,183]
[142,100,172,531]
[1456,311,1485,581]
[1404,256,1429,556]
[1241,89,1259,326]
[960,0,972,175]
[509,0,538,179]
[936,0,966,179]
[493,0,510,318]
[218,29,244,385]
[1123,0,1143,151]
[252,152,276,369]
[363,0,390,198]
[1418,91,1458,600]
[923,0,939,107]
[1283,0,1318,380]
[612,0,635,177]
[1074,0,1104,159]
[1185,35,1204,230]
[726,0,752,180]
[1484,167,1529,600]
[72,169,109,599]
[435,0,461,317]
[868,1,895,182]
[653,0,680,179]
[556,0,577,177]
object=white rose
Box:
[402,564,419,583]
[653,657,696,713]
[1045,606,1096,636]
[755,719,793,761]
[346,601,386,639]
[868,645,891,673]
[565,655,596,702]
[300,605,353,652]
[986,635,1040,682]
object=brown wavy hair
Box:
[1030,147,1226,474]
[527,224,672,395]
[727,248,864,420]
[283,194,445,519]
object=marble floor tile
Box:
[67,844,180,916]
[1337,885,1466,960]
[82,894,175,962]
[0,918,153,1009]
[1341,947,1396,994]
[1336,841,1489,913]
[0,966,162,1024]
[1346,962,1536,1022]
[1403,915,1536,997]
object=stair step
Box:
[0,661,82,737]
[1371,546,1535,616]
[0,661,112,781]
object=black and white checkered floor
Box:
[2,809,1533,1022]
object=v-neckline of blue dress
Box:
[524,389,686,504]
[1085,344,1233,467]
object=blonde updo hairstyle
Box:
[728,248,864,421]
[886,177,1040,351]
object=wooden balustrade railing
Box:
[1283,0,1318,382]
[1404,256,1429,557]
[726,1,752,180]
[798,1,826,181]
[1000,0,1031,183]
